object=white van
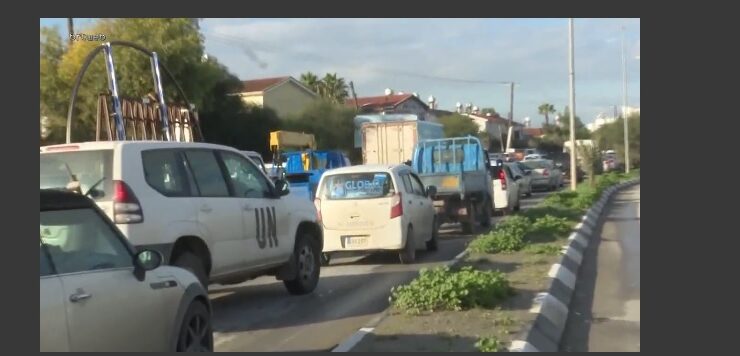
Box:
[40,141,323,295]
[314,164,438,264]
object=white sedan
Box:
[315,164,438,264]
[490,160,522,215]
[41,189,212,352]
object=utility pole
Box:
[621,25,630,173]
[349,81,359,111]
[67,18,74,45]
[568,19,577,191]
[504,81,515,152]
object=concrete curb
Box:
[509,178,639,352]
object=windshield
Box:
[320,172,395,200]
[522,160,552,170]
[40,150,113,200]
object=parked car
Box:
[315,164,438,264]
[40,141,323,295]
[40,189,212,352]
[521,159,563,191]
[523,153,544,161]
[490,160,521,215]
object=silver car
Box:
[40,189,212,352]
[521,159,563,191]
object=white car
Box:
[314,164,438,264]
[490,161,521,215]
[40,141,323,295]
[41,189,211,351]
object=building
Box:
[346,93,436,122]
[233,76,318,119]
[522,127,545,138]
[586,113,619,132]
[465,112,526,141]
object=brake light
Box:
[543,169,550,177]
[113,180,143,224]
[314,198,322,223]
[498,170,507,190]
[390,193,403,219]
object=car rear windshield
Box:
[521,160,552,170]
[320,172,395,200]
[40,150,113,201]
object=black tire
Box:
[283,233,321,295]
[426,218,439,251]
[480,198,493,228]
[514,197,521,212]
[320,252,332,266]
[399,227,416,264]
[176,301,213,352]
[461,201,477,234]
[172,251,209,287]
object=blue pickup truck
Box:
[412,136,493,233]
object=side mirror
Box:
[524,170,532,176]
[425,185,437,198]
[514,175,522,181]
[274,179,290,197]
[133,249,163,281]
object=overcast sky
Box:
[41,18,640,126]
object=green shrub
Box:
[390,266,513,314]
[531,215,572,237]
[469,229,525,253]
[475,336,505,352]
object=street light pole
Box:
[568,18,577,191]
[621,25,630,173]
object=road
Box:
[211,190,555,352]
[560,184,640,352]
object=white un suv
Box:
[40,141,323,295]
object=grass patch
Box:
[475,336,506,352]
[523,243,562,255]
[390,266,513,314]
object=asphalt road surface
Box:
[211,189,555,352]
[560,184,640,352]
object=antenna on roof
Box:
[384,88,393,96]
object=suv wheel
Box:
[176,301,213,352]
[426,218,439,251]
[283,233,320,295]
[173,251,208,287]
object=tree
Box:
[437,113,480,138]
[300,71,321,95]
[281,100,359,161]
[538,103,556,126]
[321,73,349,104]
[592,114,640,168]
[40,18,279,154]
[481,107,498,115]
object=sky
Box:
[41,18,640,126]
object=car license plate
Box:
[342,235,369,248]
[441,176,459,188]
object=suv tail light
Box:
[498,170,507,190]
[390,193,403,219]
[314,198,322,223]
[113,180,143,224]
[543,169,550,177]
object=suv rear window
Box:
[522,160,552,170]
[40,150,113,201]
[320,172,395,200]
[142,150,192,197]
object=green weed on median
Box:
[389,266,513,314]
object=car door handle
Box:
[200,205,213,213]
[69,291,92,303]
[242,204,253,211]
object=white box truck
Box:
[361,121,444,165]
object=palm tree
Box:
[321,73,349,104]
[300,72,322,95]
[538,103,556,127]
